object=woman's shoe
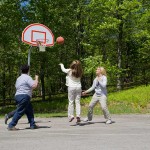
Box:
[106,119,112,124]
[69,117,74,122]
[30,124,39,129]
[83,118,89,122]
[7,126,18,131]
[5,114,9,125]
[76,117,81,123]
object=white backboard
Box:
[22,23,54,46]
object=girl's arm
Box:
[83,78,96,94]
[59,63,71,73]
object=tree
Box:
[0,0,26,104]
[83,0,149,90]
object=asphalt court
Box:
[0,114,150,150]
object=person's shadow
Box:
[19,120,51,124]
[70,120,115,126]
[16,125,51,130]
[17,120,51,130]
[25,126,51,130]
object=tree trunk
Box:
[75,2,84,58]
[102,43,107,62]
[2,68,6,106]
[116,0,123,90]
[117,22,123,90]
[40,65,45,101]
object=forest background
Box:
[0,0,150,116]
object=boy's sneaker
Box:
[76,117,81,123]
[69,117,74,122]
[7,126,18,131]
[83,118,89,122]
[106,119,112,124]
[5,114,9,125]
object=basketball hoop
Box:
[36,39,49,52]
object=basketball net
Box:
[36,39,48,52]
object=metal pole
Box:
[28,46,32,75]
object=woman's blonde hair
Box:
[70,60,83,78]
[98,67,107,76]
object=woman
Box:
[82,67,112,124]
[8,65,39,130]
[59,60,83,123]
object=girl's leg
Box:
[87,94,98,121]
[99,95,111,120]
[68,87,75,119]
[75,87,82,118]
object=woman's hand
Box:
[97,76,102,81]
[35,75,39,81]
[82,91,86,96]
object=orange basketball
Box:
[56,36,64,44]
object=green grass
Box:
[81,85,150,115]
[0,85,150,118]
[108,85,150,114]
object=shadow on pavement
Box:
[70,121,115,126]
[19,120,51,124]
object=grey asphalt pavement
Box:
[0,114,150,150]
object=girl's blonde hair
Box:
[70,60,83,78]
[98,67,107,76]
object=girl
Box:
[59,60,83,123]
[82,67,112,124]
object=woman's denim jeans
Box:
[8,94,35,128]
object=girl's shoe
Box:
[76,117,81,123]
[106,119,112,124]
[83,118,89,122]
[69,117,74,122]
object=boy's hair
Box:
[21,65,29,74]
[70,60,83,78]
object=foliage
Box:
[82,55,121,86]
[0,0,150,103]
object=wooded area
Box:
[0,0,150,105]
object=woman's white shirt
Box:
[60,64,81,87]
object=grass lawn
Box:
[81,85,150,115]
[0,85,150,118]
